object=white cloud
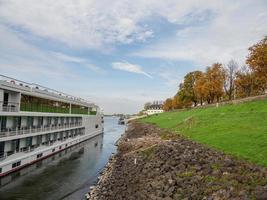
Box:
[112,61,152,78]
[0,0,155,49]
[0,25,67,78]
[0,25,104,80]
[157,69,182,88]
[1,0,265,64]
[52,52,104,73]
[0,0,232,50]
[132,0,267,65]
[52,52,86,63]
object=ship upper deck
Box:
[0,74,95,107]
[0,74,99,114]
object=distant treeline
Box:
[163,36,267,111]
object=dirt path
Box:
[88,121,267,200]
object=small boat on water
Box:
[118,117,125,125]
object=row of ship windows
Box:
[0,124,101,173]
[0,116,82,132]
[0,143,72,173]
[0,124,100,158]
[20,94,94,115]
[0,128,86,158]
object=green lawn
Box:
[141,99,267,167]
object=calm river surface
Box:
[0,117,125,200]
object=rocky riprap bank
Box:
[88,121,267,200]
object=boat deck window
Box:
[37,153,43,158]
[12,161,21,168]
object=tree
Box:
[246,36,267,93]
[194,72,209,105]
[162,37,267,107]
[205,63,225,103]
[163,98,173,111]
[182,71,203,106]
[144,102,152,110]
[172,95,178,109]
[235,65,256,97]
[223,60,238,100]
[172,94,183,109]
[175,83,192,108]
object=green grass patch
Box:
[141,99,267,167]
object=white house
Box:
[145,103,164,115]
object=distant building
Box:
[144,102,164,115]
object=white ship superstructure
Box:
[0,75,104,176]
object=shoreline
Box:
[88,121,267,200]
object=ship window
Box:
[0,116,7,131]
[0,142,4,158]
[52,148,55,152]
[0,168,2,173]
[95,124,99,128]
[12,161,21,168]
[20,94,70,114]
[37,153,43,158]
[59,146,62,150]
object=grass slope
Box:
[141,99,267,167]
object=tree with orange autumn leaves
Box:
[163,37,267,111]
[163,98,173,111]
[246,36,267,93]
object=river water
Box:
[0,117,125,200]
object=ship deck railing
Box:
[0,101,97,115]
[0,122,83,138]
[0,132,86,162]
[1,101,19,112]
[0,74,95,106]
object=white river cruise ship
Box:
[0,74,104,176]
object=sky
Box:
[0,0,266,114]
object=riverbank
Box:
[88,121,267,200]
[142,98,267,167]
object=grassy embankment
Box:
[141,99,267,167]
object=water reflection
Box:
[0,117,124,200]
